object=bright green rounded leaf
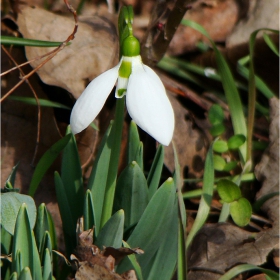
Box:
[217,179,241,203]
[210,123,225,137]
[227,134,246,150]
[213,155,226,171]
[230,197,252,227]
[208,104,224,125]
[213,140,228,153]
[1,193,36,235]
[223,161,238,172]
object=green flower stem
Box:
[100,97,125,228]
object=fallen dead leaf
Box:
[17,5,119,99]
[168,0,239,55]
[226,0,279,48]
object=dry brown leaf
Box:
[75,261,123,280]
[17,5,119,99]
[226,0,279,48]
[168,0,239,55]
[164,91,208,179]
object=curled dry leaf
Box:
[73,230,140,279]
[17,5,118,99]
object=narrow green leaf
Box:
[9,272,18,280]
[83,190,95,232]
[147,200,177,280]
[28,134,71,196]
[117,178,177,279]
[14,250,22,276]
[34,203,50,252]
[89,98,125,234]
[5,162,20,189]
[147,145,164,199]
[100,98,125,228]
[263,32,279,56]
[186,144,214,248]
[8,96,71,110]
[218,264,279,280]
[61,127,84,224]
[12,204,42,279]
[1,36,64,47]
[122,241,143,280]
[114,161,149,229]
[128,120,141,165]
[173,144,187,280]
[87,122,113,235]
[217,179,241,203]
[42,249,52,280]
[95,209,124,249]
[1,193,36,235]
[18,267,32,280]
[39,232,52,264]
[54,172,76,256]
[1,226,13,255]
[230,197,252,227]
[135,142,144,170]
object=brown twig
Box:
[0,0,78,103]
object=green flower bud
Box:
[121,35,140,57]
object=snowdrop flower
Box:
[70,35,174,146]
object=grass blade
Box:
[28,134,71,197]
[1,36,66,47]
[186,143,214,248]
[218,264,279,280]
[61,127,84,225]
[147,145,164,199]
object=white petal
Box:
[70,65,119,134]
[126,63,174,146]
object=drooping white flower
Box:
[70,36,174,146]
